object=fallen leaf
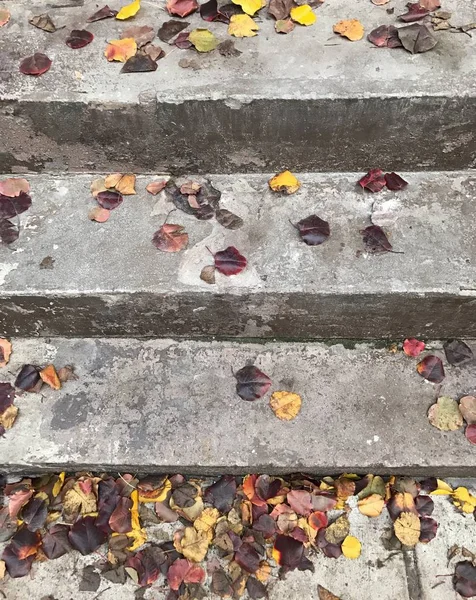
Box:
[200,0,222,22]
[0,405,18,430]
[218,39,242,56]
[269,391,302,420]
[15,365,40,392]
[68,516,107,555]
[153,224,189,253]
[109,497,133,533]
[368,25,402,48]
[334,19,364,40]
[0,339,12,368]
[255,475,281,502]
[88,5,118,22]
[159,20,190,42]
[0,221,19,245]
[214,246,247,276]
[167,0,199,17]
[403,338,425,357]
[235,542,261,573]
[394,512,421,546]
[89,207,111,223]
[443,339,474,366]
[272,534,305,569]
[104,39,137,62]
[0,178,30,198]
[417,355,445,383]
[0,9,10,27]
[372,0,389,4]
[66,30,94,49]
[458,396,476,425]
[200,265,216,284]
[247,577,268,599]
[454,561,476,598]
[399,3,429,22]
[22,498,47,532]
[361,225,394,254]
[419,516,438,543]
[325,514,350,544]
[19,53,52,76]
[175,527,209,562]
[268,0,293,20]
[235,366,271,401]
[189,28,219,52]
[204,476,237,513]
[168,558,206,590]
[357,493,385,517]
[0,191,32,219]
[358,169,386,192]
[116,0,141,20]
[287,490,313,517]
[290,5,316,26]
[228,14,259,36]
[121,25,156,47]
[269,170,300,193]
[342,535,361,559]
[318,586,341,600]
[121,54,158,72]
[243,475,267,507]
[96,191,123,209]
[398,23,437,54]
[29,14,56,32]
[294,215,330,246]
[466,424,476,445]
[146,180,168,195]
[420,0,440,8]
[385,172,408,191]
[143,44,165,61]
[427,478,453,496]
[452,487,476,514]
[39,365,61,390]
[232,0,264,16]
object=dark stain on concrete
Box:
[50,393,89,430]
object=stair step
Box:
[1,171,476,339]
[2,0,476,172]
[1,337,475,475]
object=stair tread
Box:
[1,337,475,474]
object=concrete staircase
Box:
[1,0,476,475]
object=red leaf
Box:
[243,474,267,507]
[416,355,445,383]
[403,338,425,357]
[152,224,189,253]
[68,516,107,555]
[287,490,313,517]
[273,534,304,568]
[419,516,438,543]
[66,30,94,49]
[295,215,330,246]
[166,0,199,17]
[8,488,32,519]
[308,511,328,531]
[87,5,118,21]
[175,31,192,48]
[0,192,32,219]
[399,3,429,22]
[368,25,402,48]
[14,365,40,392]
[214,246,247,276]
[96,191,123,210]
[19,53,52,76]
[385,172,408,191]
[466,424,476,445]
[235,542,261,573]
[109,497,132,533]
[358,169,386,193]
[234,366,271,401]
[167,558,206,590]
[0,383,15,414]
[126,548,163,586]
[361,225,393,254]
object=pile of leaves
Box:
[0,178,32,245]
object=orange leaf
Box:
[333,19,364,41]
[115,173,136,195]
[104,38,137,62]
[243,475,267,507]
[39,365,61,390]
[0,178,30,197]
[0,339,12,368]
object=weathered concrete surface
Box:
[1,0,476,172]
[1,172,476,339]
[1,337,476,474]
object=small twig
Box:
[93,587,111,600]
[162,209,176,226]
[205,246,214,257]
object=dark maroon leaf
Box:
[0,220,19,245]
[215,208,243,230]
[255,475,281,501]
[0,192,32,219]
[214,246,247,276]
[87,5,118,22]
[22,498,47,532]
[155,502,178,522]
[10,527,41,559]
[197,180,221,208]
[420,477,438,493]
[235,542,261,573]
[316,529,342,559]
[417,355,445,383]
[125,549,161,586]
[419,516,438,544]
[455,561,476,598]
[0,383,15,413]
[415,495,434,517]
[200,0,219,21]
[399,3,429,22]
[0,506,17,543]
[96,191,123,210]
[15,365,40,391]
[253,514,276,539]
[219,3,244,18]
[385,172,408,191]
[234,365,272,401]
[361,225,393,254]
[247,577,268,599]
[66,30,94,49]
[158,20,190,43]
[175,32,192,49]
[203,476,237,513]
[122,54,158,73]
[109,497,132,533]
[268,0,293,20]
[273,534,304,569]
[443,339,474,366]
[368,25,402,48]
[398,23,437,54]
[358,169,386,193]
[19,53,52,76]
[42,524,71,559]
[96,478,120,533]
[295,215,330,246]
[68,516,107,555]
[466,424,476,445]
[2,545,35,578]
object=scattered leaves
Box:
[269,391,302,421]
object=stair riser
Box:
[2,96,476,174]
[1,293,475,339]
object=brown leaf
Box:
[394,511,421,546]
[143,44,165,61]
[268,0,293,20]
[0,405,18,430]
[218,40,242,56]
[57,365,78,383]
[325,514,350,544]
[115,174,136,195]
[428,397,463,431]
[420,0,440,10]
[275,18,295,33]
[0,339,12,368]
[19,53,52,76]
[121,25,156,47]
[368,25,402,48]
[443,339,474,366]
[158,20,190,43]
[460,396,476,425]
[318,586,341,600]
[89,207,111,223]
[417,355,445,383]
[153,224,189,253]
[146,180,168,195]
[39,365,61,390]
[87,5,118,22]
[398,23,437,54]
[121,54,158,73]
[29,14,56,32]
[200,265,216,284]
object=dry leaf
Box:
[275,19,295,33]
[90,178,107,197]
[453,487,476,514]
[290,5,316,26]
[121,25,155,47]
[371,0,389,4]
[175,527,209,562]
[269,170,300,194]
[189,29,219,52]
[0,405,18,430]
[200,265,216,284]
[394,512,421,546]
[341,535,361,559]
[228,14,259,37]
[269,391,302,421]
[0,339,12,368]
[0,178,30,197]
[317,586,340,600]
[194,508,219,542]
[428,397,463,431]
[39,365,61,390]
[153,224,189,253]
[460,396,476,425]
[89,207,111,223]
[0,9,10,27]
[325,515,350,544]
[115,174,136,195]
[105,173,123,188]
[333,19,364,41]
[116,0,141,20]
[29,14,56,32]
[357,493,385,518]
[105,39,138,62]
[0,560,5,579]
[232,0,265,16]
[146,180,168,195]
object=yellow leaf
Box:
[39,365,61,390]
[130,490,140,531]
[453,487,476,514]
[256,560,271,583]
[232,0,265,15]
[170,495,204,521]
[0,405,18,430]
[394,511,421,546]
[0,560,5,580]
[333,19,364,41]
[105,173,123,188]
[126,527,147,551]
[52,472,65,498]
[342,535,361,559]
[268,170,300,194]
[116,0,141,20]
[138,478,171,503]
[269,391,302,421]
[0,339,12,368]
[105,39,137,62]
[194,507,219,542]
[189,29,219,52]
[290,5,316,26]
[115,173,137,195]
[357,493,385,518]
[228,14,259,37]
[176,526,210,562]
[430,479,453,495]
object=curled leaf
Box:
[385,172,408,191]
[29,14,56,32]
[200,265,216,284]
